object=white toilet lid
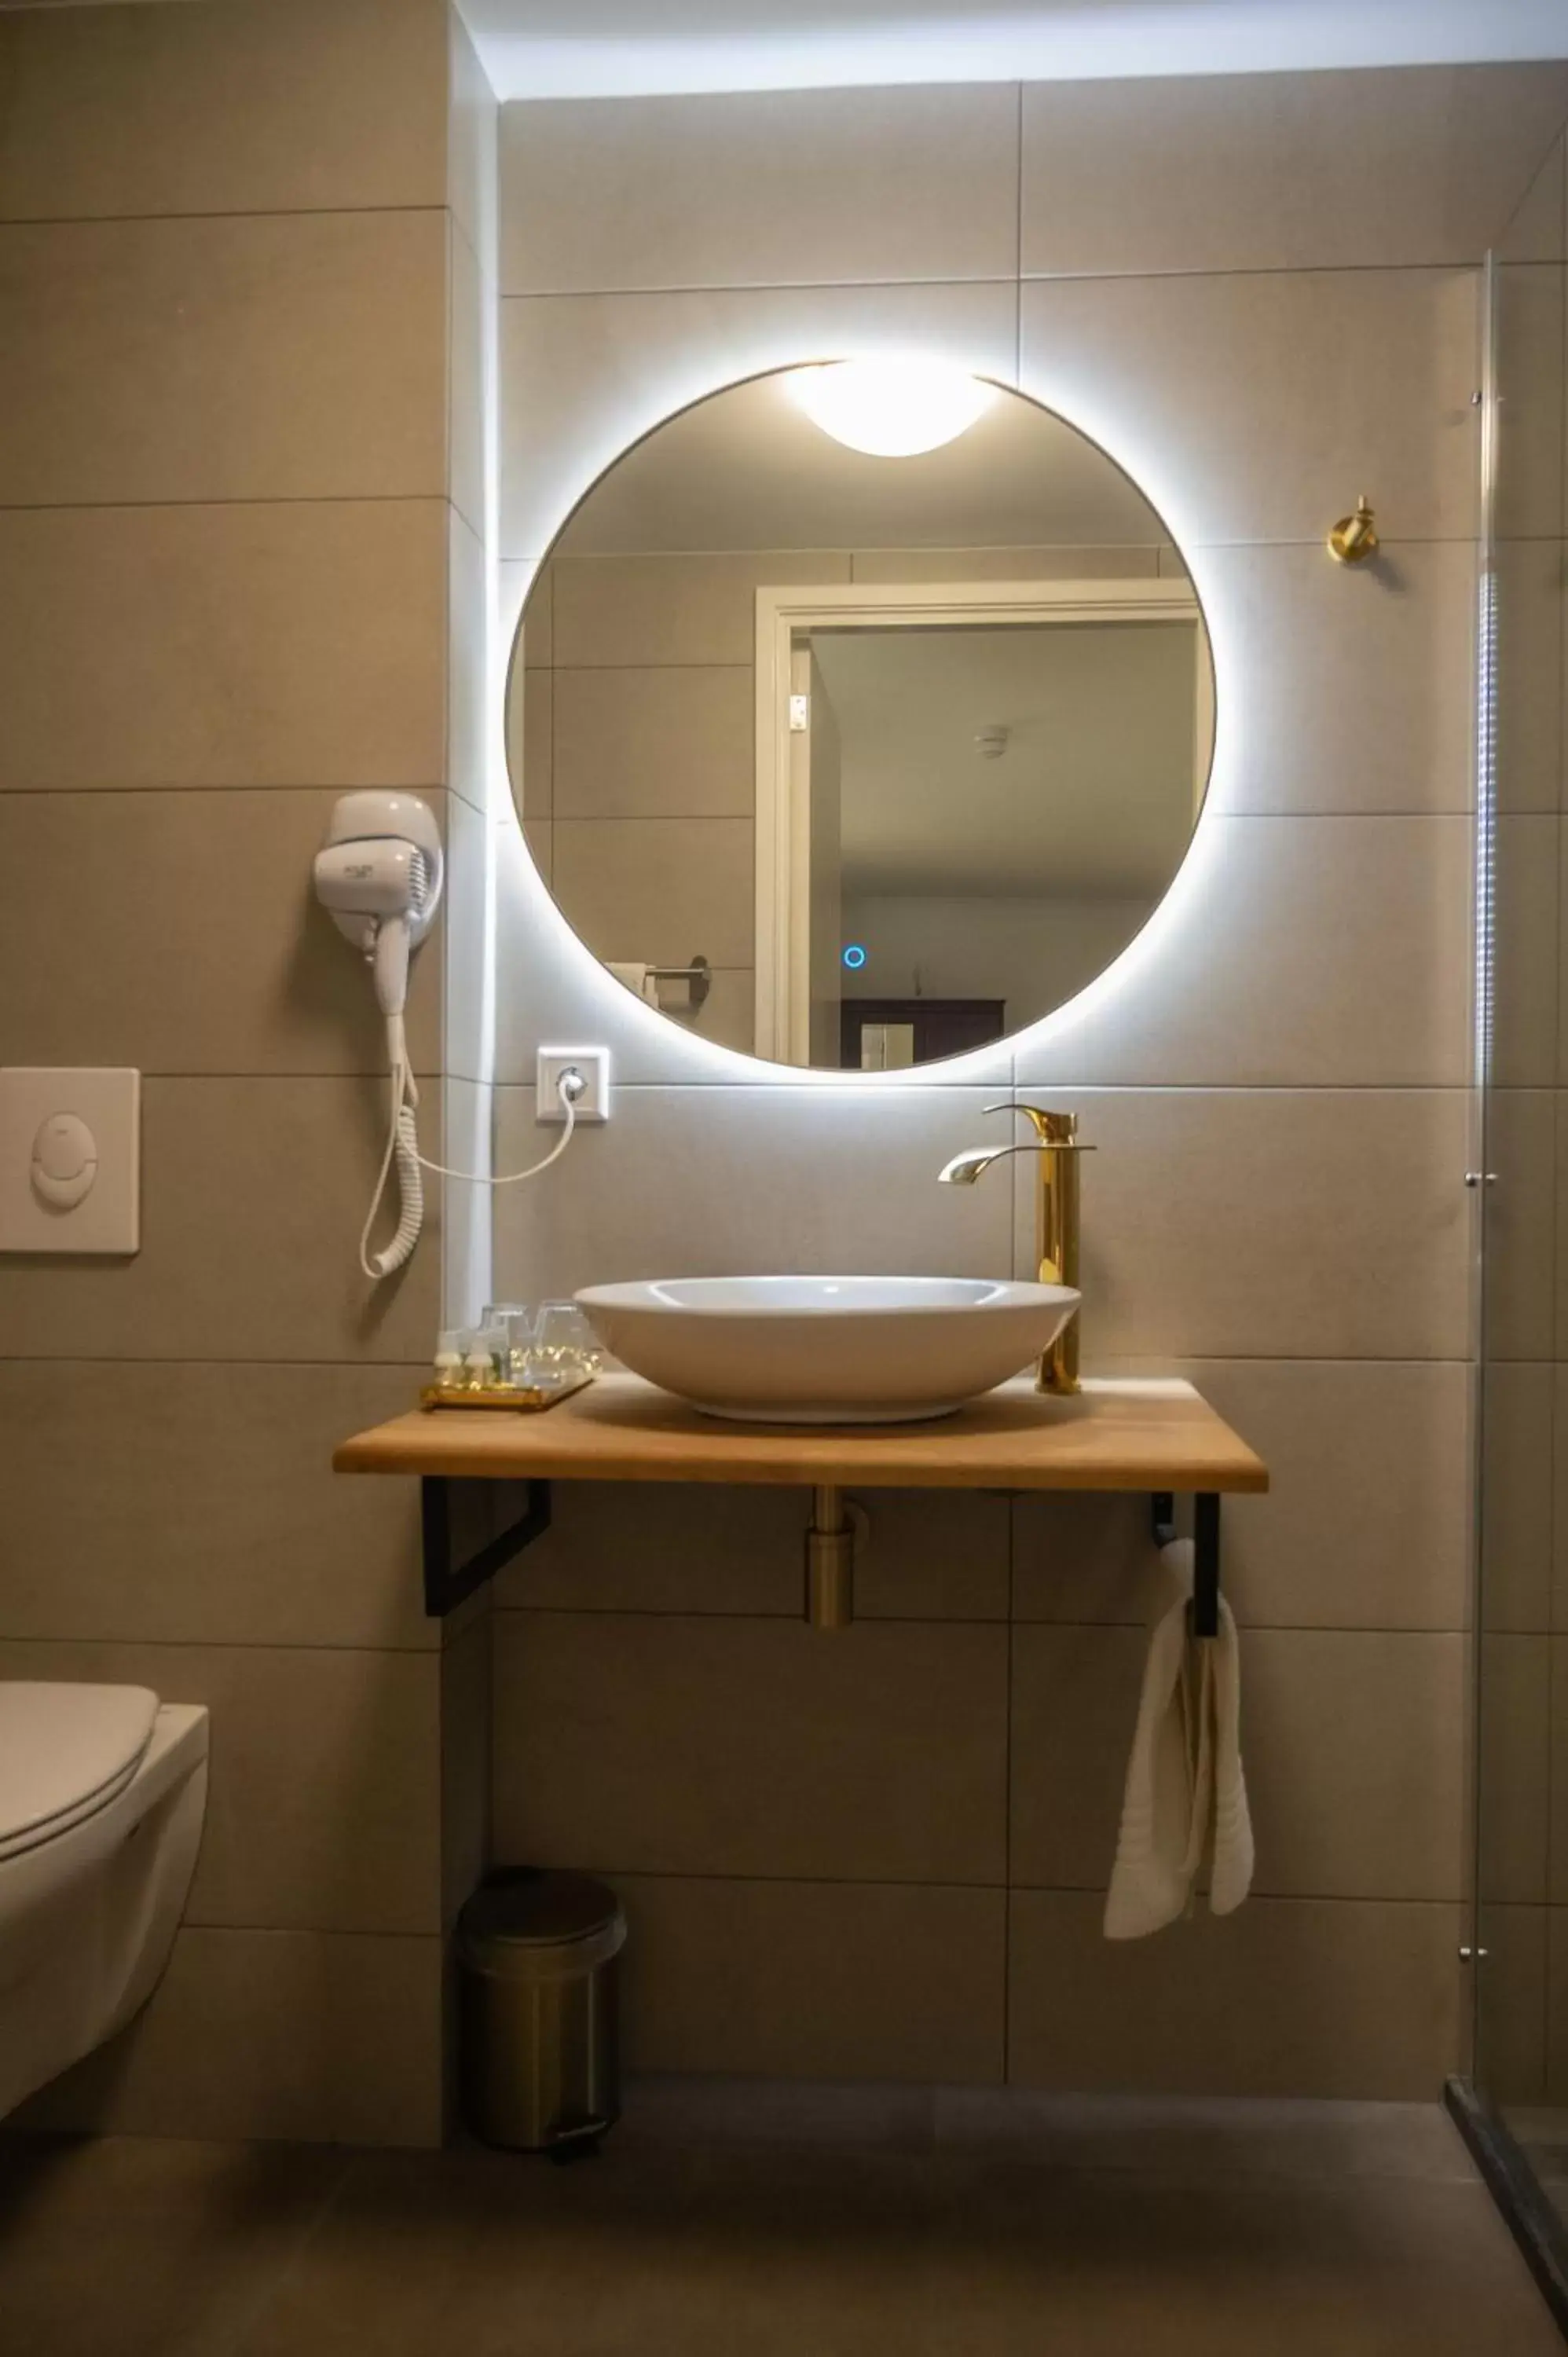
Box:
[0,1682,159,1849]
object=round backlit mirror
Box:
[507,362,1214,1072]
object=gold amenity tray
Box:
[419,1373,597,1414]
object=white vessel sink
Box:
[573,1274,1081,1424]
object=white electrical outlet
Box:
[537,1047,611,1124]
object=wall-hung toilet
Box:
[0,1682,208,2119]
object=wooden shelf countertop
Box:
[334,1373,1268,1496]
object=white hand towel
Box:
[1103,1538,1253,1940]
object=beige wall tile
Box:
[522,816,552,884]
[1495,263,1566,543]
[1492,815,1561,1087]
[1501,132,1566,265]
[552,816,753,969]
[1475,1904,1548,2105]
[491,1611,1008,1882]
[442,788,489,1087]
[617,1875,1005,2082]
[449,218,485,541]
[493,1083,1017,1295]
[1020,270,1478,549]
[500,280,1020,559]
[497,1482,1008,1621]
[0,1362,430,1651]
[0,1077,441,1362]
[1548,1910,1568,2099]
[1244,1631,1466,1901]
[554,665,753,818]
[440,1612,492,1931]
[1014,1361,1471,1633]
[0,500,447,792]
[1007,1891,1460,2097]
[1479,1636,1550,1905]
[1198,541,1477,816]
[0,0,449,222]
[1013,1090,1470,1362]
[1495,538,1563,817]
[658,966,755,1057]
[448,505,489,812]
[0,212,448,507]
[498,86,1020,295]
[1486,1091,1555,1362]
[511,664,552,818]
[1009,1627,1465,1901]
[1013,816,1471,1088]
[18,1927,444,2146]
[1020,66,1568,275]
[0,1638,441,1936]
[1483,1360,1554,1636]
[551,551,852,668]
[850,545,1162,583]
[0,789,442,1079]
[449,5,499,261]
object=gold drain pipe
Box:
[805,1486,857,1629]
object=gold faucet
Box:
[938,1104,1092,1395]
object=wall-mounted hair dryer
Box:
[314,792,444,1280]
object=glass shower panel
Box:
[1471,135,1568,2234]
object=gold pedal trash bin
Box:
[457,1870,626,2154]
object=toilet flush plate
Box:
[0,1069,140,1255]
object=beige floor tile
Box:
[492,1611,1007,1883]
[0,212,447,507]
[552,548,853,669]
[0,0,447,219]
[500,280,1019,560]
[0,1076,440,1363]
[552,816,754,969]
[0,2133,346,2357]
[1021,64,1568,274]
[554,665,754,818]
[0,1362,430,1650]
[617,1876,1006,2082]
[1013,1090,1471,1362]
[499,85,1019,295]
[1008,1890,1461,2099]
[1013,814,1471,1087]
[1020,269,1478,549]
[16,1927,444,2147]
[0,499,447,794]
[0,789,442,1079]
[0,1637,441,1935]
[1013,1358,1470,1633]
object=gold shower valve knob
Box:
[1328,496,1379,565]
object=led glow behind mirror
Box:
[506,365,1215,1073]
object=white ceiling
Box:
[814,620,1199,897]
[461,0,1568,101]
[557,373,1163,554]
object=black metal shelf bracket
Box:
[1149,1490,1222,1639]
[421,1477,553,1618]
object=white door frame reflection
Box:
[753,577,1214,1068]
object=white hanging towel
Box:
[1104,1538,1254,1941]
